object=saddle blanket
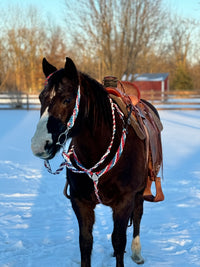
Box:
[109,94,163,139]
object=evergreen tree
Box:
[172,66,193,90]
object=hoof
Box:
[132,254,144,264]
[131,235,144,264]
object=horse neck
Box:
[72,88,114,169]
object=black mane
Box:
[79,72,112,130]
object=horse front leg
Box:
[131,192,144,264]
[71,197,95,267]
[112,204,132,267]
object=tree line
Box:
[0,0,200,93]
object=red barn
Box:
[122,73,169,93]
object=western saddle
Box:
[103,76,164,202]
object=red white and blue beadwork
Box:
[44,85,127,203]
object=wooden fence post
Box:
[26,94,29,110]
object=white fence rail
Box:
[0,93,40,110]
[140,90,200,110]
[0,91,200,110]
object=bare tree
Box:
[169,17,196,68]
[0,4,70,93]
[44,21,72,69]
[167,16,196,89]
[63,0,167,80]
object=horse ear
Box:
[42,58,57,77]
[64,57,79,84]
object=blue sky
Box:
[166,0,200,19]
[0,0,66,27]
[1,0,200,26]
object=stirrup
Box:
[153,177,164,202]
[143,177,164,202]
[143,194,156,202]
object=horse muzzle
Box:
[31,124,56,160]
[31,138,53,159]
[31,108,58,159]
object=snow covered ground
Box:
[0,109,200,267]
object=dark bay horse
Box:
[31,57,156,267]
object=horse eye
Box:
[63,98,71,104]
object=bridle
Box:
[56,85,81,147]
[44,84,129,203]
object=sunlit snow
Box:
[0,109,200,266]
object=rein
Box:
[44,86,128,203]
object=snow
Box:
[0,109,200,267]
[134,73,169,81]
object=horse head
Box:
[31,57,80,159]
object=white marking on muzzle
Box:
[31,108,53,158]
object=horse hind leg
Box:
[131,192,144,264]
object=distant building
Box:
[122,73,169,93]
